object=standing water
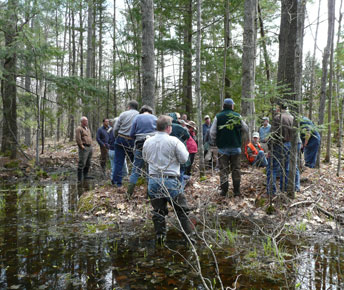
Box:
[0,181,343,289]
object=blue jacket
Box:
[96,126,109,148]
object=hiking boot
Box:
[220,181,229,196]
[233,180,241,197]
[126,183,136,199]
[83,167,94,179]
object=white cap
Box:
[252,132,259,138]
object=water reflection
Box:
[0,181,343,289]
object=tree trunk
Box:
[141,0,155,110]
[316,0,335,168]
[337,97,344,176]
[276,0,300,196]
[113,0,117,116]
[308,0,321,120]
[241,0,257,134]
[287,0,305,197]
[1,0,18,159]
[220,0,231,107]
[183,0,193,118]
[257,0,270,82]
[325,21,335,162]
[196,0,205,177]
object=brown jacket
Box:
[75,126,92,148]
[272,111,293,143]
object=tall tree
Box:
[317,0,335,167]
[241,0,257,133]
[182,0,193,118]
[308,0,321,120]
[1,0,18,158]
[141,0,155,110]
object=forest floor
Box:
[1,140,344,238]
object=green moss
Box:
[78,194,95,212]
[4,160,19,169]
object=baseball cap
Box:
[224,98,235,105]
[252,132,259,138]
[262,116,269,121]
[204,115,210,119]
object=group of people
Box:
[242,105,320,194]
[75,98,321,242]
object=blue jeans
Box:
[148,177,182,199]
[109,149,128,179]
[252,150,268,167]
[112,136,134,186]
[267,142,290,194]
[129,149,146,184]
[304,132,320,168]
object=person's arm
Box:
[114,115,122,137]
[175,140,189,164]
[209,117,217,144]
[75,128,84,149]
[129,117,138,138]
[241,118,249,134]
[96,128,104,147]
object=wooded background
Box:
[0,0,343,174]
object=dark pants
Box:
[304,133,320,168]
[218,153,241,193]
[78,146,93,171]
[185,153,195,176]
[148,177,193,237]
[100,146,108,170]
[112,136,134,186]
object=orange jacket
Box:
[245,142,264,163]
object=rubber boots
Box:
[233,180,241,197]
[83,167,94,180]
[220,181,229,196]
[77,169,83,182]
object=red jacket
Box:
[245,142,263,163]
[187,136,198,153]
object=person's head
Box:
[80,116,88,127]
[157,115,173,134]
[139,105,153,114]
[103,118,109,127]
[262,116,269,127]
[179,120,187,127]
[182,114,188,122]
[187,121,196,132]
[204,115,211,125]
[109,119,114,127]
[252,132,260,143]
[127,100,139,111]
[223,98,235,110]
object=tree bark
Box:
[113,0,117,116]
[196,0,205,177]
[257,0,270,82]
[308,0,321,120]
[241,0,257,134]
[1,0,18,159]
[316,0,335,168]
[183,0,193,118]
[141,0,155,110]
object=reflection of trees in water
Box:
[4,189,19,287]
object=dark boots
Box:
[233,179,241,197]
[83,167,94,180]
[220,181,229,196]
[77,169,83,182]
